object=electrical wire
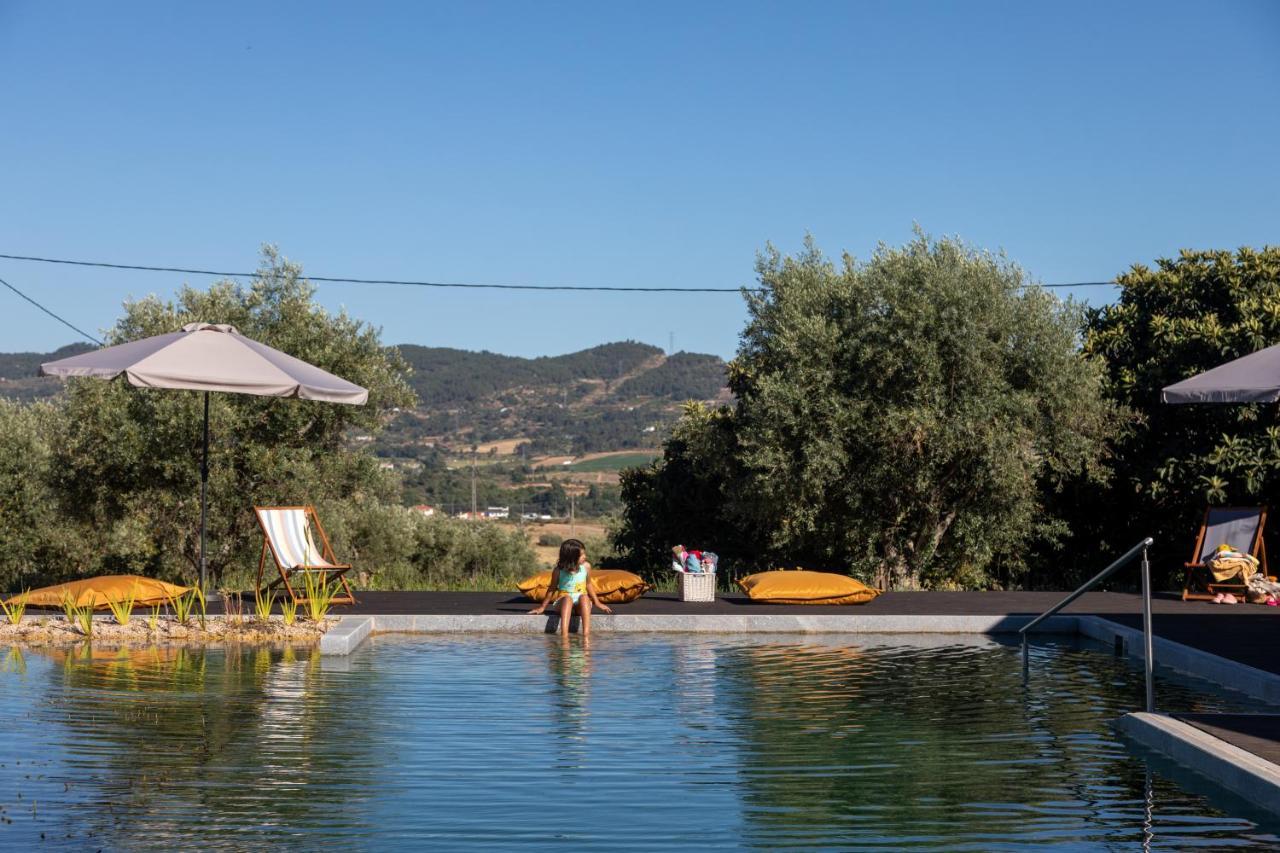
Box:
[0,252,1116,291]
[0,274,102,345]
[0,253,746,292]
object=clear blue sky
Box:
[1,1,1277,359]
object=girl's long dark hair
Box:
[556,539,585,574]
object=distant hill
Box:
[393,341,729,406]
[0,342,95,380]
[0,338,731,516]
[0,342,96,402]
[613,352,727,401]
[394,341,668,404]
[1,339,729,414]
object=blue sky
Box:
[1,1,1277,359]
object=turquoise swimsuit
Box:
[557,564,589,603]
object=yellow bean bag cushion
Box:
[518,569,652,604]
[736,570,880,605]
[6,575,193,610]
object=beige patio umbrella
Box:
[1162,342,1280,403]
[41,323,368,592]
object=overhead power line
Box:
[0,274,103,345]
[0,252,1116,291]
[0,253,745,293]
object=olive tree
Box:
[619,233,1119,589]
[41,247,416,587]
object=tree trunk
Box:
[877,542,913,590]
[880,508,957,590]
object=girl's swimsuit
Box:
[557,564,589,603]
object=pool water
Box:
[1,634,1278,851]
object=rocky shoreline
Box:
[0,614,332,647]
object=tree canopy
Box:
[1082,246,1280,573]
[618,234,1119,589]
[0,248,418,588]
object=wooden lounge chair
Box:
[255,506,356,606]
[1182,506,1270,601]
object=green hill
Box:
[0,339,731,517]
[0,342,95,379]
[394,340,665,404]
[613,352,727,400]
[1,339,730,453]
[0,342,95,402]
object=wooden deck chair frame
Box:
[1182,505,1270,601]
[255,505,357,606]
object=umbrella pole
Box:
[200,391,209,595]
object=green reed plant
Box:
[0,590,27,625]
[75,604,95,636]
[61,593,94,637]
[301,571,337,622]
[106,590,137,627]
[1,646,25,674]
[253,587,275,623]
[148,604,162,633]
[169,589,197,625]
[280,596,298,627]
[60,592,78,624]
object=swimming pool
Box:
[1,634,1277,850]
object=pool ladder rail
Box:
[1020,537,1156,713]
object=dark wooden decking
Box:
[1173,714,1280,766]
[294,588,1271,616]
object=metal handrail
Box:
[1021,536,1156,712]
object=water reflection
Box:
[548,635,592,759]
[1,645,25,675]
[713,636,1279,849]
[0,634,1277,850]
[0,643,379,851]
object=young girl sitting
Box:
[529,538,613,635]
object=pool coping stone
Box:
[1117,712,1280,814]
[319,614,373,656]
[320,612,1081,653]
[321,613,1280,706]
[1079,615,1280,705]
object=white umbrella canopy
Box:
[41,323,368,591]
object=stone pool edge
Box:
[318,612,1079,655]
[321,613,1280,704]
[1117,713,1280,815]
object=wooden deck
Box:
[1173,714,1280,766]
[299,588,1260,615]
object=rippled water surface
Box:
[2,634,1279,850]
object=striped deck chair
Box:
[1183,506,1270,601]
[255,506,356,606]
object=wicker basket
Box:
[678,571,716,602]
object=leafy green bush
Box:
[408,515,540,589]
[0,400,95,591]
[537,533,563,547]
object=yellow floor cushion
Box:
[518,569,652,604]
[7,575,193,610]
[736,570,880,605]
